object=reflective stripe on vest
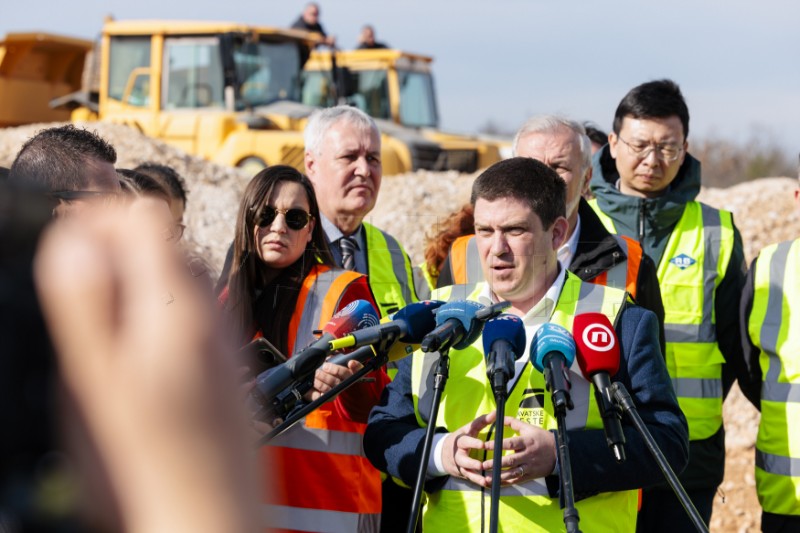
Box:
[590,200,734,441]
[749,239,800,515]
[364,222,416,316]
[268,265,382,532]
[449,232,642,298]
[412,275,637,531]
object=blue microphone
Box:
[328,300,445,351]
[421,300,486,352]
[530,322,576,413]
[482,314,526,395]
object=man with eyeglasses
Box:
[589,79,747,532]
[8,125,119,217]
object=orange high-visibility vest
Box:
[447,233,644,298]
[264,264,382,533]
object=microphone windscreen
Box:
[482,314,526,359]
[323,299,380,337]
[392,300,445,343]
[434,300,486,350]
[573,313,620,377]
[530,322,576,373]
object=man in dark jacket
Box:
[365,157,688,532]
[437,115,665,351]
[291,2,336,47]
[589,79,747,531]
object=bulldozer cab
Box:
[302,49,438,129]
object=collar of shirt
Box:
[557,214,581,269]
[320,213,367,271]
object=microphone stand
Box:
[406,348,450,533]
[547,366,580,533]
[488,367,510,533]
[611,382,709,533]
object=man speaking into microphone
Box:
[364,157,689,532]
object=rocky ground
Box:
[3,122,799,532]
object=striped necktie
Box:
[339,236,357,271]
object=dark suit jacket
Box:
[363,301,689,498]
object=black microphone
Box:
[249,300,379,419]
[420,299,486,353]
[574,313,626,463]
[482,314,526,396]
[530,322,576,414]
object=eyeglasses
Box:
[617,135,684,162]
[256,206,313,230]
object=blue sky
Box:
[4,0,799,155]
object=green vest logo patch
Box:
[670,253,696,270]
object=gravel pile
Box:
[3,122,799,531]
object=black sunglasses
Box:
[256,206,313,230]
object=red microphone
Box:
[573,313,626,463]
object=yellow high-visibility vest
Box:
[747,239,800,516]
[589,199,734,440]
[409,273,638,532]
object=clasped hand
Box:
[441,410,556,488]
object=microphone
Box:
[530,323,576,413]
[420,300,486,353]
[249,299,379,415]
[574,313,626,463]
[482,314,526,396]
[328,300,445,351]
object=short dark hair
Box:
[612,79,690,139]
[117,168,171,203]
[0,167,9,182]
[134,163,189,205]
[583,122,608,147]
[9,125,117,191]
[470,157,566,229]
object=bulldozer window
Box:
[108,37,151,104]
[163,37,225,109]
[398,70,438,129]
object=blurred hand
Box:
[35,200,260,532]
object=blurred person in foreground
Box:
[364,157,688,532]
[0,177,261,531]
[589,79,747,531]
[739,162,800,532]
[8,124,119,217]
[219,165,388,532]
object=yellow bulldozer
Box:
[1,19,502,175]
[302,48,503,173]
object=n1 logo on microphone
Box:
[580,323,616,352]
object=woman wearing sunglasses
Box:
[221,165,387,533]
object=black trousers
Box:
[761,511,800,533]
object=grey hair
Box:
[304,105,380,156]
[512,115,592,173]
